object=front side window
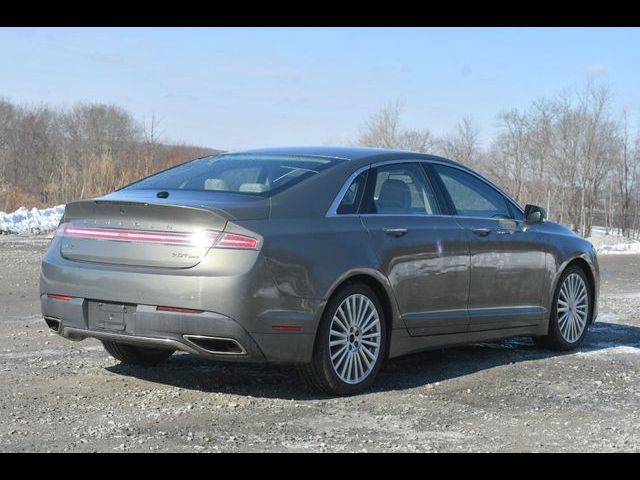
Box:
[433,164,513,219]
[361,163,439,215]
[125,154,343,196]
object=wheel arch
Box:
[321,270,405,358]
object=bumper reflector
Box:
[271,325,303,332]
[47,294,72,301]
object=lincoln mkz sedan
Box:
[40,147,599,395]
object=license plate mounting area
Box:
[88,301,136,332]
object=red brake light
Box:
[215,233,258,250]
[48,294,72,301]
[156,306,204,314]
[56,224,219,248]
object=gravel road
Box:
[1,235,638,452]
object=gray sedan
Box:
[40,147,599,395]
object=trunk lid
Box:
[59,190,269,268]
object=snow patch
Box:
[0,205,65,235]
[587,227,640,255]
[576,346,640,357]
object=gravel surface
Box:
[0,235,638,452]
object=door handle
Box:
[383,227,408,237]
[470,227,491,237]
[495,229,515,235]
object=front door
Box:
[429,163,547,332]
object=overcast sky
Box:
[1,27,638,150]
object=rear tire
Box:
[534,265,592,351]
[300,283,387,396]
[102,341,174,366]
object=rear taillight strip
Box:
[56,223,259,250]
[58,224,219,247]
[216,233,259,249]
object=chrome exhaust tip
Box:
[43,316,62,333]
[182,335,246,355]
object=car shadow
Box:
[105,321,640,400]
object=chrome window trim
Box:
[326,158,524,219]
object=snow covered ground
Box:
[0,205,64,235]
[587,226,640,255]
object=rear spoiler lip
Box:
[64,192,271,223]
[65,198,234,221]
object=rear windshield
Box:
[125,153,343,196]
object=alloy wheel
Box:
[557,273,589,343]
[329,293,382,384]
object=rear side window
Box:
[337,171,368,215]
[125,154,343,196]
[361,163,440,215]
[433,164,512,219]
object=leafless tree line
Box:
[1,84,638,240]
[0,99,216,212]
[357,85,640,239]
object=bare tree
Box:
[437,117,481,167]
[0,98,219,212]
[488,109,533,205]
[612,110,638,236]
[357,100,434,152]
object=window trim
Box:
[326,159,524,219]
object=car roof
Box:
[231,146,464,166]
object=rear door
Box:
[359,162,470,336]
[428,163,547,332]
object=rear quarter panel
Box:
[238,216,407,330]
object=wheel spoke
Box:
[332,345,348,362]
[362,345,376,360]
[354,352,363,380]
[361,314,379,333]
[362,332,380,339]
[358,296,368,326]
[359,349,372,371]
[340,352,352,380]
[334,347,349,368]
[330,329,348,338]
[335,307,349,330]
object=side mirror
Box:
[524,204,546,224]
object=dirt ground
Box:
[0,235,638,452]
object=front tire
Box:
[301,283,387,395]
[535,265,592,350]
[102,341,175,366]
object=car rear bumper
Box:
[40,237,324,364]
[41,293,317,364]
